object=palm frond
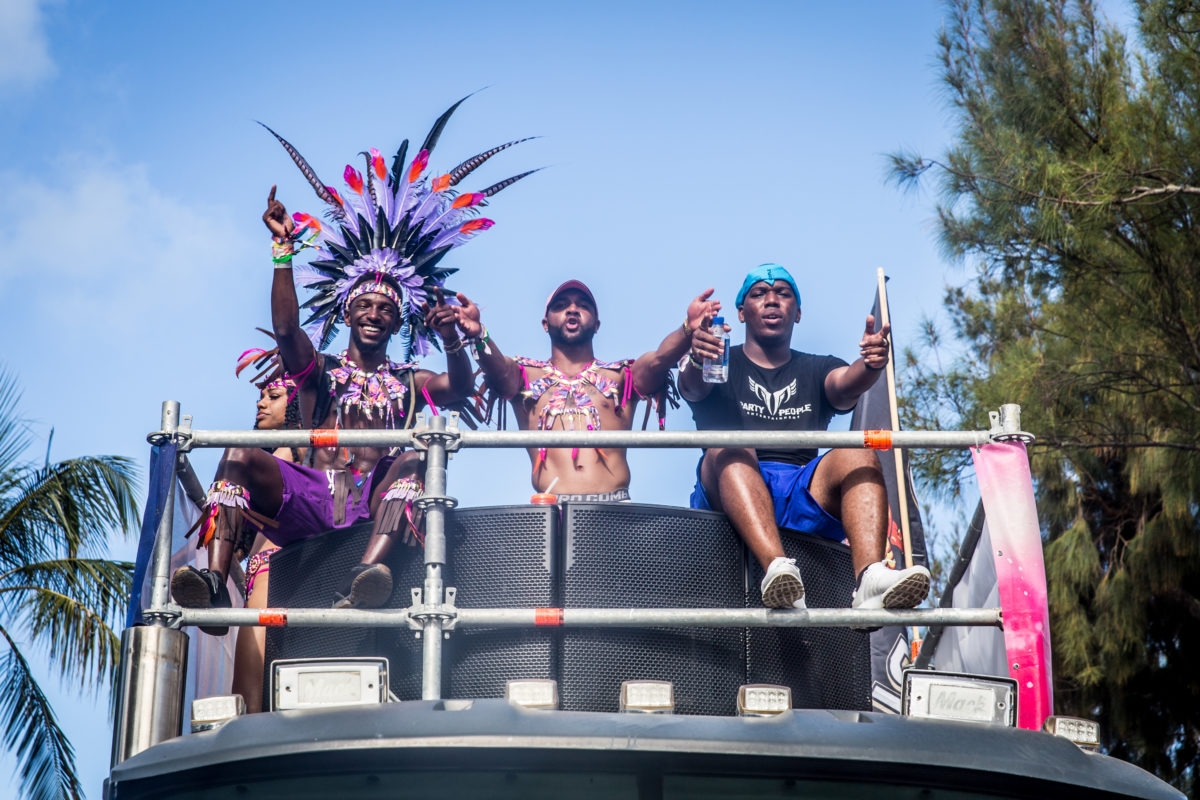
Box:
[0,456,140,567]
[0,367,31,477]
[0,630,83,800]
[1,559,132,691]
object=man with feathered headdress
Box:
[172,100,533,622]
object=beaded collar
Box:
[515,356,635,472]
[517,357,633,429]
[328,351,418,428]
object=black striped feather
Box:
[258,122,343,212]
[447,138,538,186]
[480,168,540,197]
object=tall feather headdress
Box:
[263,96,535,359]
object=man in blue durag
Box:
[679,263,931,610]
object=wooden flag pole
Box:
[876,268,914,570]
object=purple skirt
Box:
[266,455,395,546]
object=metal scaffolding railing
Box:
[142,401,1029,701]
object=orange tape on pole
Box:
[534,607,564,627]
[863,429,893,450]
[258,610,288,627]
[310,429,339,448]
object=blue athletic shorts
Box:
[689,454,847,542]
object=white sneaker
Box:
[760,557,805,609]
[851,562,931,610]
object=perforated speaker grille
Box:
[439,505,557,700]
[745,529,871,710]
[263,521,384,705]
[263,504,870,715]
[559,502,747,716]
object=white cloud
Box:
[0,157,254,315]
[0,0,57,90]
[0,156,260,415]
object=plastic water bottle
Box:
[703,316,729,383]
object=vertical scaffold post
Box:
[111,401,189,766]
[420,414,451,699]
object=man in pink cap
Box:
[457,280,718,501]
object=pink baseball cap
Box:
[544,279,598,316]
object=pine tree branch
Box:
[1031,439,1200,452]
[908,157,1200,207]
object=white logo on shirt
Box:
[748,377,797,415]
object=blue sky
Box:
[0,0,1111,795]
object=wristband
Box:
[470,326,493,357]
[443,337,465,355]
[680,319,692,337]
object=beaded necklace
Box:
[515,356,635,471]
[328,351,418,429]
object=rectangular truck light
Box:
[902,669,1016,727]
[272,657,388,711]
[620,680,674,714]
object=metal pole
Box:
[145,401,180,617]
[185,427,999,451]
[417,414,453,700]
[110,626,189,766]
[174,605,1002,630]
[111,402,190,768]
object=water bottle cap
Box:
[712,316,724,325]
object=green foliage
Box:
[0,369,139,800]
[896,0,1200,791]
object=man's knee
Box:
[217,448,282,495]
[700,447,764,510]
[822,448,883,484]
[703,446,759,472]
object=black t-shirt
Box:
[687,345,849,466]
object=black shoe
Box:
[332,563,393,610]
[171,566,232,636]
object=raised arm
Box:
[446,292,524,400]
[677,312,729,403]
[631,289,721,397]
[824,313,891,410]
[413,289,476,406]
[264,186,320,385]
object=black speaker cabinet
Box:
[559,502,748,716]
[745,528,871,711]
[437,504,558,700]
[262,521,400,704]
[264,503,870,714]
[265,506,557,703]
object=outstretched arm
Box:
[677,314,728,402]
[449,293,523,400]
[414,289,475,405]
[631,289,721,397]
[825,314,891,410]
[265,186,320,384]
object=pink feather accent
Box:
[235,348,267,377]
[344,166,364,194]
